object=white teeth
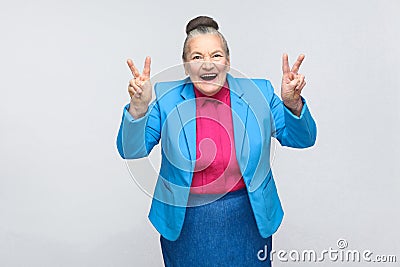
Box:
[200,74,217,81]
[200,74,217,79]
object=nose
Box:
[201,58,214,70]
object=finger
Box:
[142,56,151,79]
[128,79,143,94]
[295,76,306,91]
[128,85,136,97]
[282,53,290,74]
[128,82,136,97]
[297,80,306,91]
[134,81,143,94]
[128,84,142,98]
[295,74,305,89]
[129,78,142,90]
[129,78,136,88]
[131,77,146,91]
[127,59,140,77]
[291,54,305,74]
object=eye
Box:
[192,55,202,60]
[213,54,223,58]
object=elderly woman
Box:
[117,16,316,266]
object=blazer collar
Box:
[180,77,195,100]
[226,73,244,98]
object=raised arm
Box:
[281,53,306,117]
[265,54,316,148]
[127,56,152,119]
[116,57,161,159]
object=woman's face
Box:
[184,34,230,96]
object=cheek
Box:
[217,60,229,72]
[186,64,201,76]
[217,67,229,78]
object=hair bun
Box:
[185,16,219,35]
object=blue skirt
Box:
[160,188,272,266]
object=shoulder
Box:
[235,77,273,90]
[230,76,276,102]
[154,78,189,100]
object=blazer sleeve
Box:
[265,80,317,148]
[116,98,161,159]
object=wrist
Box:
[283,99,303,117]
[128,102,148,119]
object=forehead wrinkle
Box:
[187,35,225,55]
[189,49,225,56]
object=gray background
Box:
[1,0,399,266]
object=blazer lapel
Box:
[175,80,197,164]
[227,74,249,168]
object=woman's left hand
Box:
[281,53,306,117]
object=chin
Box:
[195,82,223,96]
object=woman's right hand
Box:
[127,56,152,119]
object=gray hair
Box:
[182,26,230,61]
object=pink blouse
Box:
[190,82,246,194]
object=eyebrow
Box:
[189,49,224,56]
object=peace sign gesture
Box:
[281,53,306,116]
[127,56,152,119]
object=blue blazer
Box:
[116,74,317,241]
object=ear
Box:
[226,57,231,72]
[183,61,189,75]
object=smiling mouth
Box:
[200,73,217,81]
